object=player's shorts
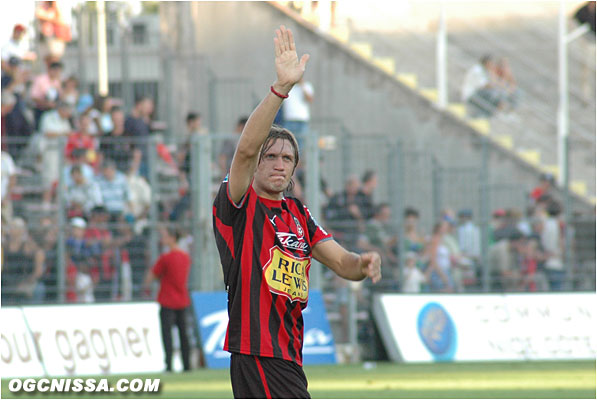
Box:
[230,353,310,399]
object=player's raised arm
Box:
[228,25,310,203]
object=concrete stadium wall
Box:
[159,2,592,213]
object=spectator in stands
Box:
[39,99,73,204]
[177,112,204,175]
[490,208,509,243]
[218,116,248,177]
[530,173,556,204]
[100,106,137,173]
[541,200,565,291]
[35,1,71,64]
[75,94,99,131]
[117,217,149,299]
[441,210,466,292]
[95,159,131,222]
[125,95,154,177]
[356,170,378,220]
[282,77,314,149]
[75,259,95,303]
[65,113,99,167]
[168,112,205,221]
[95,95,114,134]
[461,55,504,118]
[456,209,481,289]
[424,221,454,293]
[521,234,548,292]
[63,148,95,188]
[1,59,33,159]
[125,159,152,232]
[1,217,46,304]
[143,226,192,372]
[61,75,79,107]
[67,217,97,264]
[2,151,17,224]
[358,203,398,278]
[573,1,596,105]
[1,24,36,70]
[488,229,525,292]
[324,174,364,248]
[495,57,520,112]
[30,60,63,129]
[65,165,103,217]
[403,207,425,254]
[402,252,427,293]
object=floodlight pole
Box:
[436,0,448,109]
[96,0,109,96]
[557,0,568,187]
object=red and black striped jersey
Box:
[212,177,332,366]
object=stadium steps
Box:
[339,21,595,204]
[266,1,595,208]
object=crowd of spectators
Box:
[0,11,202,305]
[1,7,594,307]
[316,170,587,295]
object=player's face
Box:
[254,139,295,198]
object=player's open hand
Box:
[273,25,310,94]
[360,252,382,283]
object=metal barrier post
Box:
[305,128,322,290]
[347,282,359,363]
[563,135,573,290]
[56,137,67,303]
[389,140,405,289]
[148,137,160,266]
[432,157,442,223]
[479,137,491,292]
[198,134,213,291]
[190,135,201,292]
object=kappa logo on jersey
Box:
[276,232,309,252]
[293,216,304,238]
[263,247,310,302]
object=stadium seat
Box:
[350,42,373,59]
[396,73,417,89]
[517,149,541,166]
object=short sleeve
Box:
[303,204,332,247]
[213,175,253,225]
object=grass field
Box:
[2,360,595,399]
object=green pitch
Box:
[2,360,595,399]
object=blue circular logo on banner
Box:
[417,302,457,361]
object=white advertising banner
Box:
[373,293,597,362]
[1,303,165,377]
[0,308,46,377]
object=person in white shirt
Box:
[402,252,427,293]
[1,24,36,70]
[1,151,17,224]
[282,78,314,149]
[39,100,73,203]
[75,260,95,303]
[461,55,503,118]
[457,209,481,288]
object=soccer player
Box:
[212,25,382,398]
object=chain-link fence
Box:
[3,128,595,306]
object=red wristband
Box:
[270,85,289,99]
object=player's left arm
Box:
[312,239,381,283]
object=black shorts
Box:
[230,353,310,399]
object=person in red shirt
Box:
[143,226,191,372]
